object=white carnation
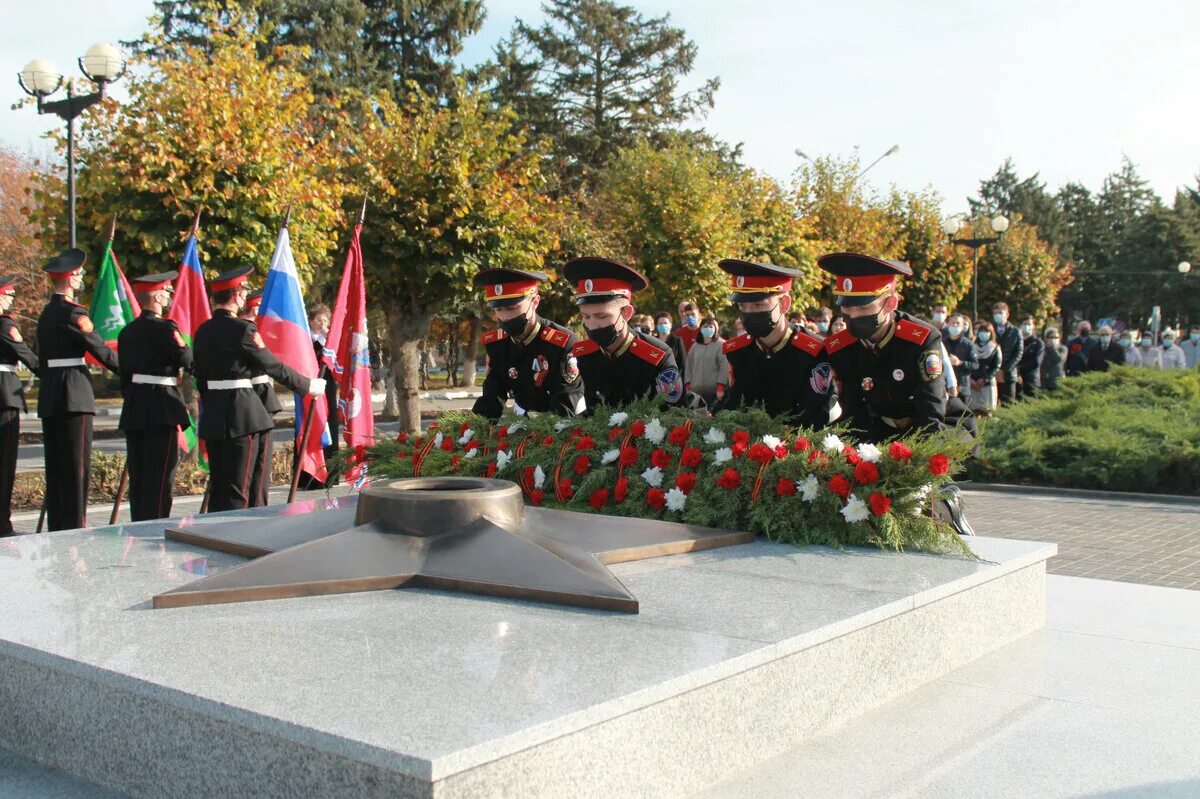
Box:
[856,442,882,463]
[433,432,444,449]
[601,448,620,465]
[643,417,666,444]
[554,420,571,432]
[797,475,820,502]
[713,447,733,464]
[533,465,546,489]
[703,427,726,445]
[496,450,512,472]
[608,411,629,426]
[665,487,688,512]
[761,434,782,450]
[841,494,870,524]
[507,422,525,434]
[641,466,664,487]
[911,483,934,516]
[457,428,474,446]
[463,448,478,458]
[821,433,845,453]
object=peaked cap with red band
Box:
[42,248,87,276]
[818,252,913,307]
[0,274,19,296]
[563,257,647,305]
[208,265,253,293]
[719,259,801,302]
[473,268,548,309]
[244,288,264,310]
[133,270,178,292]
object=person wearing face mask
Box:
[943,314,979,403]
[684,316,729,407]
[1066,322,1095,376]
[1016,315,1044,400]
[1085,324,1124,372]
[1180,324,1200,368]
[718,259,836,426]
[674,301,702,354]
[1134,335,1163,369]
[929,303,949,333]
[819,252,974,535]
[1161,330,1187,370]
[0,275,40,536]
[968,320,1001,415]
[989,303,1022,406]
[116,271,194,522]
[631,314,653,337]
[654,313,688,380]
[37,248,121,531]
[1040,328,1067,390]
[567,258,697,410]
[1120,331,1141,366]
[471,268,583,422]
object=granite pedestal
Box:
[0,497,1054,798]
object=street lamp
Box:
[856,144,900,179]
[945,214,1009,321]
[1179,261,1192,275]
[18,43,126,247]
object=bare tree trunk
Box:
[388,303,433,435]
[383,372,398,420]
[461,311,481,388]
[445,327,461,387]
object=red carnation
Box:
[497,443,510,453]
[646,488,667,509]
[668,425,691,447]
[888,441,913,462]
[558,478,574,498]
[792,436,811,452]
[497,425,509,437]
[854,461,880,485]
[843,445,861,465]
[717,468,741,491]
[650,448,672,469]
[748,443,775,466]
[530,489,544,506]
[588,488,610,510]
[680,447,703,468]
[675,472,697,494]
[397,451,409,459]
[776,477,797,497]
[614,477,629,503]
[459,422,470,434]
[630,420,646,438]
[573,454,591,476]
[441,437,455,452]
[485,462,497,478]
[607,427,624,441]
[465,440,481,452]
[774,445,789,459]
[619,446,639,466]
[396,432,409,444]
[542,435,555,446]
[808,449,821,464]
[869,492,892,516]
[731,441,748,457]
[829,474,852,499]
[522,466,534,486]
[450,455,461,469]
[575,435,595,451]
[929,454,951,477]
[732,430,750,446]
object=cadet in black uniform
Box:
[37,248,120,531]
[717,259,838,428]
[471,268,584,421]
[193,267,324,513]
[564,258,698,410]
[116,272,193,522]
[241,289,280,507]
[0,275,39,535]
[818,252,974,535]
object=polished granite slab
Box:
[0,497,1055,798]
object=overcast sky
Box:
[4,0,1197,211]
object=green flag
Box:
[89,241,140,350]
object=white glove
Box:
[308,377,327,396]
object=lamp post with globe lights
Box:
[944,214,1010,321]
[17,44,127,247]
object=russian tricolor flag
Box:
[257,227,330,483]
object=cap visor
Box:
[836,294,878,307]
[730,290,782,303]
[486,296,526,309]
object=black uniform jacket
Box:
[193,310,311,439]
[117,311,194,432]
[473,318,583,420]
[36,294,120,417]
[573,330,688,410]
[824,311,949,440]
[0,315,39,412]
[720,329,836,429]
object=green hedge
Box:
[967,367,1200,495]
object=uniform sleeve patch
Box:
[656,367,683,403]
[809,363,834,394]
[921,349,944,382]
[7,327,21,343]
[561,355,580,384]
[76,316,94,333]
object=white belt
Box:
[251,375,271,385]
[0,364,15,373]
[207,379,253,390]
[132,374,178,386]
[47,358,86,368]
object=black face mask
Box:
[500,311,531,338]
[846,310,888,340]
[587,323,620,348]
[741,308,779,339]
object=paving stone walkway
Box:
[963,488,1200,590]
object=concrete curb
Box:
[964,482,1200,507]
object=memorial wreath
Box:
[367,399,974,555]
